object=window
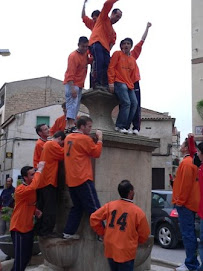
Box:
[36,116,50,127]
[0,95,4,108]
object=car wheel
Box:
[156,223,178,249]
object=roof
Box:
[0,75,62,92]
[141,108,174,121]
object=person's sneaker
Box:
[69,126,77,133]
[63,233,80,240]
[119,128,128,134]
[175,263,189,271]
[115,127,120,132]
[133,129,139,135]
[128,129,133,134]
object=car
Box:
[151,190,200,249]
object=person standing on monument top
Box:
[89,0,122,90]
[63,36,92,133]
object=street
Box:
[152,242,185,265]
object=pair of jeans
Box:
[114,82,138,129]
[90,42,110,86]
[64,180,101,234]
[176,205,199,270]
[65,84,82,120]
[35,185,57,236]
[11,230,34,271]
[132,81,141,131]
[198,219,203,271]
[108,258,134,271]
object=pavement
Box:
[0,246,179,270]
[0,255,179,271]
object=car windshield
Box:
[152,192,172,208]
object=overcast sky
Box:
[0,0,191,141]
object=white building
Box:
[0,104,63,187]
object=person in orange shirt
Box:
[130,22,152,135]
[89,0,122,89]
[63,36,91,133]
[49,102,67,136]
[108,38,138,134]
[10,161,45,271]
[81,0,100,31]
[172,137,200,271]
[90,180,150,271]
[35,131,65,238]
[33,123,49,168]
[63,116,103,239]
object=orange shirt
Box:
[10,172,41,233]
[89,0,117,52]
[90,199,150,263]
[131,40,144,83]
[172,156,200,212]
[64,132,102,187]
[38,141,64,189]
[33,138,47,168]
[63,50,89,88]
[82,16,95,31]
[49,115,66,136]
[108,51,137,90]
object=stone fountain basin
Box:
[39,235,154,269]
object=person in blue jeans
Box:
[108,38,138,133]
[172,137,200,271]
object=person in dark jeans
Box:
[10,163,45,271]
[89,0,122,89]
[35,131,65,238]
[172,137,200,271]
[63,116,103,239]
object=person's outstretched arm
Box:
[141,22,152,41]
[81,0,88,18]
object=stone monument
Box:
[39,89,159,271]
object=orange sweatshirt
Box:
[49,115,66,136]
[172,155,200,212]
[90,199,150,263]
[38,141,64,189]
[131,40,144,83]
[63,50,89,88]
[64,132,102,187]
[89,0,117,52]
[10,172,41,233]
[82,16,95,31]
[33,138,47,168]
[108,51,136,90]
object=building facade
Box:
[139,108,180,190]
[192,0,203,141]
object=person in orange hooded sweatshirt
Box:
[90,180,150,271]
[89,0,122,89]
[108,38,138,134]
[10,161,45,271]
[172,137,200,271]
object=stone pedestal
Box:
[40,89,159,271]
